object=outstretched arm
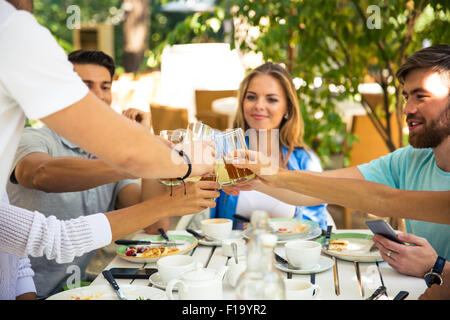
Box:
[223,166,364,206]
[14,152,133,193]
[234,150,450,224]
[41,92,214,179]
[264,169,450,224]
[0,181,219,263]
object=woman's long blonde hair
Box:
[233,62,306,167]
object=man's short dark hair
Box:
[68,49,115,79]
[396,45,450,84]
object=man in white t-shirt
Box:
[0,0,219,299]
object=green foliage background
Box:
[31,0,450,167]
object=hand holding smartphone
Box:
[365,219,405,244]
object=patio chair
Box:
[195,90,237,131]
[150,103,189,135]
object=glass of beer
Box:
[214,128,255,186]
[158,129,189,186]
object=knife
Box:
[375,261,389,299]
[274,252,289,264]
[274,253,301,270]
[102,270,127,300]
[114,240,184,246]
[186,228,204,240]
[393,291,409,300]
[333,257,340,296]
[354,261,365,298]
[324,225,333,250]
[158,228,170,241]
[366,285,386,300]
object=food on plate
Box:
[328,239,349,252]
[273,223,309,233]
[71,293,104,300]
[294,223,309,232]
[124,246,180,258]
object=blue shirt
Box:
[211,145,329,230]
[358,146,450,260]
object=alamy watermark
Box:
[366,5,382,29]
[66,5,81,30]
[66,265,81,290]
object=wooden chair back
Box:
[150,103,189,135]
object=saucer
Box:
[198,230,244,247]
[275,256,334,274]
[148,272,178,291]
[244,226,322,244]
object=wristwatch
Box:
[424,256,445,288]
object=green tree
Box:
[161,0,449,166]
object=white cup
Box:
[285,240,321,269]
[156,255,200,285]
[226,258,247,287]
[166,267,227,300]
[221,238,246,257]
[201,218,233,240]
[284,279,320,300]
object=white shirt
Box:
[0,0,111,261]
[236,190,296,219]
[0,192,36,300]
[0,0,89,193]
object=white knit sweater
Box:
[0,202,112,299]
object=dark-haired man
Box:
[227,45,450,288]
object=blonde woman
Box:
[213,62,328,230]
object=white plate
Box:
[274,256,334,274]
[148,272,177,291]
[46,285,167,300]
[317,232,383,263]
[275,227,322,244]
[244,225,322,244]
[268,218,320,240]
[116,234,198,263]
[198,230,244,246]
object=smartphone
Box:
[109,267,157,280]
[365,219,405,244]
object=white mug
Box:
[221,238,246,257]
[284,279,320,300]
[156,255,200,285]
[285,240,321,269]
[166,267,227,300]
[201,218,233,240]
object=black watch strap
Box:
[432,256,446,274]
[174,149,192,180]
[424,256,445,287]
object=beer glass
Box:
[158,129,189,186]
[214,128,255,186]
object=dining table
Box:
[90,229,428,300]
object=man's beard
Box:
[408,103,450,149]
